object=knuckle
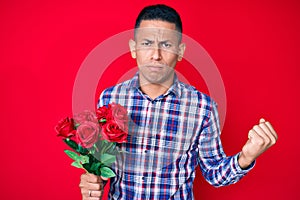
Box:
[95,184,101,190]
[80,173,87,180]
[256,138,265,146]
[79,179,87,187]
[80,188,87,194]
[253,125,259,129]
[265,138,271,145]
[259,124,266,130]
[91,176,99,183]
[90,177,96,183]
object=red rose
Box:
[110,103,128,132]
[77,121,100,148]
[74,110,98,125]
[55,117,76,139]
[101,121,128,143]
[96,106,112,124]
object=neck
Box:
[139,78,174,100]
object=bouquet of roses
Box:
[55,103,128,178]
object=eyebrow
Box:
[141,39,154,43]
[140,38,174,44]
[160,40,173,44]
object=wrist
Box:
[238,152,254,169]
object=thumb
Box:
[259,118,266,123]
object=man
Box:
[79,4,277,200]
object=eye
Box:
[161,42,172,48]
[141,41,152,46]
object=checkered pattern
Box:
[98,73,254,200]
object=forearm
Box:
[199,153,255,187]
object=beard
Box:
[138,63,175,86]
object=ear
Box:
[129,39,136,59]
[177,43,186,61]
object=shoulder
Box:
[178,81,216,109]
[101,79,133,96]
[98,78,135,107]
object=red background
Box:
[1,0,299,199]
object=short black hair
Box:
[135,4,182,34]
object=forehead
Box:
[139,20,177,30]
[136,20,180,40]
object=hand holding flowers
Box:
[55,103,128,178]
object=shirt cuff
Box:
[233,152,256,174]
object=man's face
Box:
[130,20,185,86]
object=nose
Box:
[151,46,162,61]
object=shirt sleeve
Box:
[97,89,111,108]
[97,92,104,108]
[197,100,255,187]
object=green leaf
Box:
[71,160,83,168]
[64,150,80,161]
[80,155,89,164]
[100,166,116,178]
[100,154,116,166]
[90,162,101,172]
[82,156,102,176]
[99,119,106,123]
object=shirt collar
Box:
[128,72,181,98]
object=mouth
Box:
[148,66,163,72]
[144,64,167,72]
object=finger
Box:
[265,121,278,140]
[248,129,262,141]
[83,197,101,200]
[252,125,271,145]
[248,129,254,139]
[90,190,103,198]
[79,181,103,190]
[259,119,278,141]
[81,173,102,183]
[258,122,277,145]
[259,118,266,123]
[81,189,102,198]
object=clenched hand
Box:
[238,118,278,169]
[79,173,104,200]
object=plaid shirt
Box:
[98,73,254,200]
